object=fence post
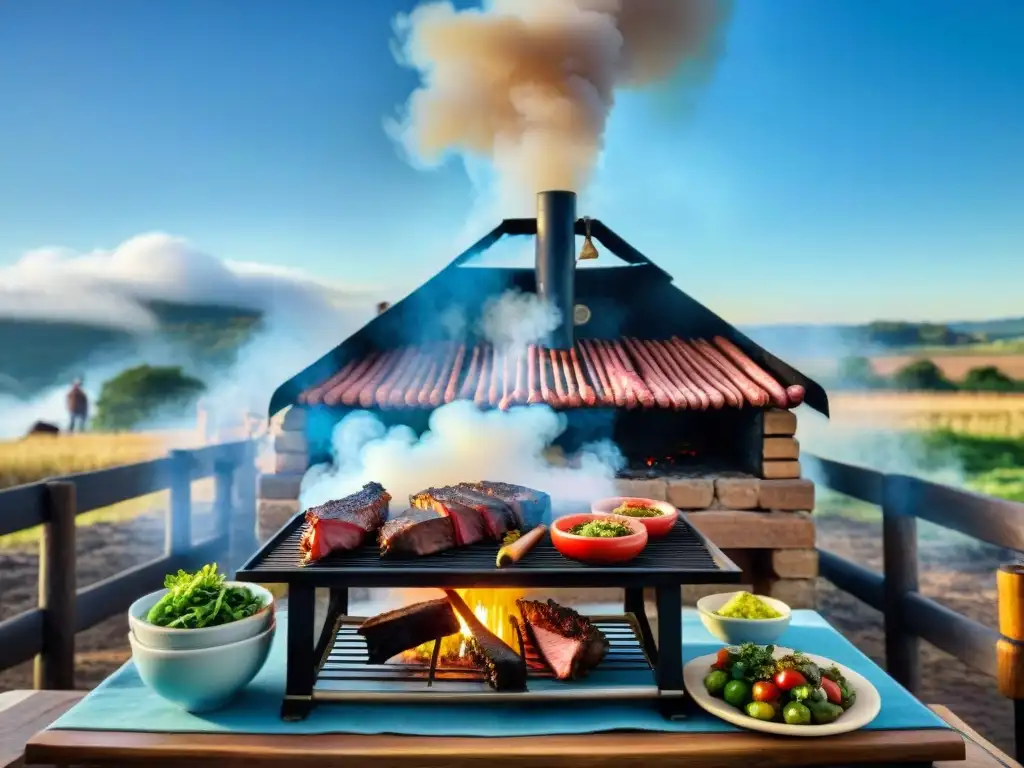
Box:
[166,450,192,556]
[34,481,76,690]
[235,441,258,563]
[881,475,920,693]
[996,563,1024,761]
[214,457,234,563]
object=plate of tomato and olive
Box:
[683,643,881,736]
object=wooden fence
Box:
[0,440,257,690]
[806,452,1024,758]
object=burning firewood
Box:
[444,589,527,692]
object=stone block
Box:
[714,477,760,510]
[614,478,668,501]
[257,499,301,542]
[275,452,309,474]
[770,548,819,578]
[762,460,801,480]
[764,408,797,436]
[275,431,308,455]
[759,478,815,511]
[282,406,308,431]
[666,478,714,509]
[767,578,817,609]
[686,510,815,550]
[763,437,800,460]
[259,472,303,501]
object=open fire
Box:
[407,588,524,664]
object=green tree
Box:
[93,365,206,431]
[890,359,957,392]
[836,356,882,389]
[961,365,1019,392]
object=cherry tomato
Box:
[773,668,808,691]
[820,677,843,705]
[752,681,780,703]
[713,648,731,669]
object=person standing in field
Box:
[66,378,88,433]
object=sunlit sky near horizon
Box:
[1,0,1022,326]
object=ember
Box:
[407,588,524,664]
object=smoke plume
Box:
[478,288,560,354]
[390,0,732,203]
[301,400,623,514]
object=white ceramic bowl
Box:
[696,591,792,645]
[129,619,275,713]
[129,582,274,651]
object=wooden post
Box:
[996,563,1024,761]
[881,476,920,693]
[166,450,192,556]
[34,481,76,690]
[235,441,259,563]
[214,458,234,563]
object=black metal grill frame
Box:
[236,512,740,588]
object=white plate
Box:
[684,647,882,737]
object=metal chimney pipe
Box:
[535,190,577,350]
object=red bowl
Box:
[591,497,679,539]
[550,513,649,565]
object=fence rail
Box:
[0,440,257,689]
[806,452,1024,757]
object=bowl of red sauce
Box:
[550,513,648,565]
[592,497,679,538]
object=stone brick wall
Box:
[257,405,817,608]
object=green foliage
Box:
[890,359,957,391]
[836,356,884,388]
[864,321,978,348]
[93,365,206,431]
[919,430,1024,474]
[961,365,1020,392]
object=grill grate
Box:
[313,615,660,702]
[238,513,739,588]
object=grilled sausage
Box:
[303,359,359,406]
[694,340,769,407]
[324,354,379,407]
[403,351,435,407]
[474,346,492,407]
[512,350,526,405]
[786,384,805,406]
[624,338,680,409]
[443,344,467,404]
[712,336,790,408]
[569,347,597,406]
[579,341,614,406]
[431,343,458,406]
[375,348,415,407]
[356,349,402,408]
[671,338,743,408]
[647,340,709,409]
[526,344,541,405]
[591,340,631,408]
[608,340,655,408]
[458,345,482,400]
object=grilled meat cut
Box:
[357,598,461,664]
[516,599,609,681]
[411,485,516,541]
[445,590,527,692]
[409,487,490,547]
[456,481,550,529]
[378,510,457,557]
[299,482,391,564]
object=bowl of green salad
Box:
[697,591,792,645]
[129,564,274,651]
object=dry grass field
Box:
[872,353,1024,380]
[827,391,1024,436]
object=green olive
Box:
[783,701,812,725]
[703,670,729,697]
[723,679,751,708]
[745,701,776,721]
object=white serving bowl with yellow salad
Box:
[697,591,792,645]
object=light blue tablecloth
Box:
[50,609,948,736]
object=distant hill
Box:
[742,319,1024,360]
[0,301,262,397]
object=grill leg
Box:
[654,585,685,720]
[282,584,316,721]
[312,588,349,670]
[624,588,658,663]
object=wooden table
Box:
[5,690,1000,768]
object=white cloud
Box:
[0,232,381,331]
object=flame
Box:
[409,588,524,663]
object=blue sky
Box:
[1,0,1022,325]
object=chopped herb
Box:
[502,530,522,546]
[145,564,264,629]
[568,520,633,538]
[612,503,664,518]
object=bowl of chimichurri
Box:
[696,591,792,645]
[591,497,679,538]
[550,513,649,565]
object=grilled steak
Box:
[357,598,461,664]
[516,599,609,681]
[456,481,550,528]
[409,487,490,547]
[300,482,391,564]
[446,590,527,692]
[378,510,457,557]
